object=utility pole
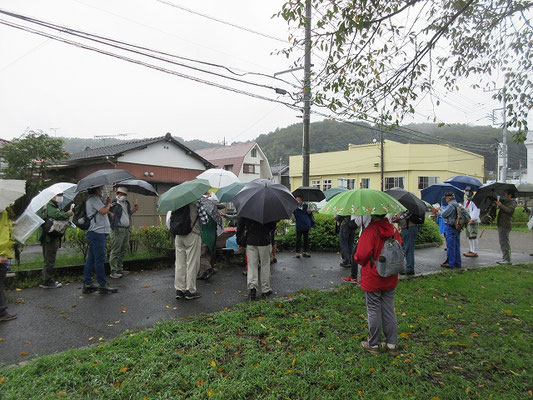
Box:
[380,130,384,191]
[501,85,508,182]
[302,0,312,187]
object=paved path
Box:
[1,228,531,365]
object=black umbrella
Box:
[233,179,299,224]
[385,187,426,222]
[292,186,326,202]
[116,179,158,196]
[76,169,135,193]
[472,182,517,211]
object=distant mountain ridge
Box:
[60,122,526,176]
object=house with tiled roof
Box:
[196,142,272,182]
[48,133,214,226]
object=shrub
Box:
[138,225,173,256]
[129,227,141,254]
[415,218,443,246]
[64,227,89,259]
[276,213,339,251]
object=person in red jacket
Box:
[354,214,402,356]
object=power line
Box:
[154,0,289,44]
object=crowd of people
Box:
[0,180,525,357]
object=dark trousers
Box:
[0,263,8,317]
[339,224,356,264]
[444,224,461,268]
[350,242,359,279]
[295,230,309,253]
[41,237,61,284]
[401,225,419,271]
[83,231,107,287]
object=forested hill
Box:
[255,121,526,174]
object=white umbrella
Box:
[197,169,240,188]
[26,182,76,214]
[0,179,26,212]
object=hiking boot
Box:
[302,253,311,258]
[39,281,62,289]
[0,312,17,322]
[342,276,358,284]
[175,290,185,299]
[400,270,414,276]
[339,262,350,267]
[203,268,216,280]
[270,257,277,264]
[249,288,257,300]
[496,259,511,265]
[82,284,98,293]
[184,291,201,300]
[381,342,399,356]
[440,262,451,268]
[294,254,301,258]
[109,272,123,279]
[118,270,130,276]
[360,341,380,355]
[261,290,273,298]
[98,285,118,294]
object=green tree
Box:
[278,0,532,139]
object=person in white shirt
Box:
[463,186,480,257]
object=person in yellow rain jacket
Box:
[0,208,17,322]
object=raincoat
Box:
[0,210,14,259]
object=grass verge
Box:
[0,265,532,399]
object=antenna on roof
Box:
[94,133,129,146]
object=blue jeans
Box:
[84,231,107,287]
[401,225,419,271]
[444,224,461,268]
[339,224,356,264]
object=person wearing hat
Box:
[463,186,480,258]
[494,189,516,264]
[109,186,138,279]
[440,191,462,269]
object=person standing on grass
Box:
[440,192,462,269]
[494,189,516,265]
[0,208,17,322]
[463,186,481,258]
[108,187,138,279]
[37,193,74,289]
[293,195,312,258]
[354,214,401,355]
[236,217,277,300]
[82,186,118,294]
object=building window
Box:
[338,178,356,189]
[360,178,370,188]
[223,164,233,171]
[243,164,256,174]
[384,177,404,190]
[311,180,321,189]
[251,148,257,157]
[418,176,440,190]
[323,180,332,191]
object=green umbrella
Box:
[323,187,348,201]
[215,182,246,203]
[157,179,211,212]
[320,188,406,216]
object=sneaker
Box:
[109,272,123,279]
[342,276,358,284]
[360,341,380,355]
[118,270,130,276]
[82,284,98,293]
[261,290,273,298]
[381,342,399,356]
[496,259,511,265]
[39,281,62,289]
[440,262,451,268]
[294,254,301,259]
[399,270,414,276]
[203,268,216,280]
[184,291,201,300]
[249,288,257,300]
[175,290,185,299]
[98,285,118,294]
[339,262,350,267]
[0,312,17,322]
[302,253,311,258]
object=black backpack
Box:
[72,191,95,231]
[170,204,197,236]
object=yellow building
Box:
[289,140,484,195]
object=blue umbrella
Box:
[421,183,464,205]
[444,175,483,191]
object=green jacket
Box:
[0,210,14,259]
[496,198,516,230]
[37,200,71,243]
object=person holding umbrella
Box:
[440,192,462,269]
[293,195,313,258]
[108,187,138,279]
[82,186,118,294]
[463,186,481,258]
[0,207,17,322]
[494,189,517,264]
[36,192,74,288]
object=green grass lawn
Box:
[1,265,532,399]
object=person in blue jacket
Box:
[293,195,313,258]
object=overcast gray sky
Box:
[0,0,528,143]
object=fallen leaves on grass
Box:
[210,360,216,367]
[399,333,410,338]
[114,381,121,389]
[0,376,4,384]
[471,333,479,338]
[88,337,94,341]
[56,391,67,397]
[20,352,29,356]
[120,366,130,372]
[121,307,127,313]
